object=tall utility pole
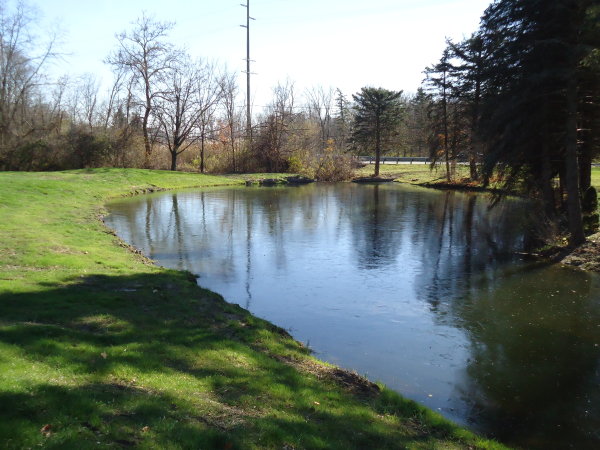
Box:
[240,2,255,143]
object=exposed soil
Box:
[538,232,600,273]
[273,354,381,398]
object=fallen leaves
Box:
[40,424,52,436]
[142,426,149,433]
[101,352,107,359]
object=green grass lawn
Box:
[0,168,511,450]
[590,167,600,194]
[358,164,600,200]
[356,163,472,184]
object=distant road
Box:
[374,160,429,165]
[358,156,429,165]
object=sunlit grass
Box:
[356,163,472,183]
[0,168,512,449]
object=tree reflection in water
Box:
[105,183,600,450]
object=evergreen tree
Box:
[333,88,351,151]
[405,88,431,157]
[447,33,488,180]
[424,48,455,181]
[351,87,404,177]
[477,0,600,244]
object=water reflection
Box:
[454,268,600,449]
[105,183,600,450]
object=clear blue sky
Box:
[41,0,491,107]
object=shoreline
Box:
[363,164,600,274]
[0,169,512,449]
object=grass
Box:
[591,168,600,194]
[356,163,472,184]
[358,164,600,198]
[0,168,512,450]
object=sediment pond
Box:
[105,182,600,450]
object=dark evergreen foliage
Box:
[351,87,404,176]
[423,0,600,244]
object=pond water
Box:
[105,183,600,450]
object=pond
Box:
[105,183,600,450]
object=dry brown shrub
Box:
[289,140,355,181]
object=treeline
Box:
[420,0,600,244]
[0,2,430,180]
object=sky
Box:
[40,0,492,109]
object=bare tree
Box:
[79,73,100,132]
[196,63,222,173]
[153,57,222,171]
[251,78,299,172]
[105,12,180,168]
[305,85,334,151]
[0,0,64,169]
[100,67,127,130]
[49,75,69,134]
[220,72,240,172]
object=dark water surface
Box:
[105,183,600,450]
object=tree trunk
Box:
[565,76,585,245]
[541,140,556,217]
[559,169,566,210]
[231,140,236,173]
[142,80,153,169]
[470,61,481,182]
[374,123,381,177]
[142,108,152,169]
[443,72,450,183]
[542,104,556,217]
[445,148,450,182]
[469,155,477,180]
[200,134,205,173]
[170,151,177,171]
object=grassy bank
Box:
[356,164,502,192]
[356,163,465,184]
[358,163,600,194]
[0,169,511,450]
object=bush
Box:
[64,128,111,169]
[288,140,355,181]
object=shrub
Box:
[287,140,355,181]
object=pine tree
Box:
[447,33,488,180]
[477,0,600,244]
[333,88,351,151]
[351,87,404,177]
[424,48,455,182]
[406,88,431,158]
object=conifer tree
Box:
[477,0,600,244]
[424,48,455,182]
[447,34,488,180]
[351,87,404,177]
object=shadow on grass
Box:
[0,272,478,449]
